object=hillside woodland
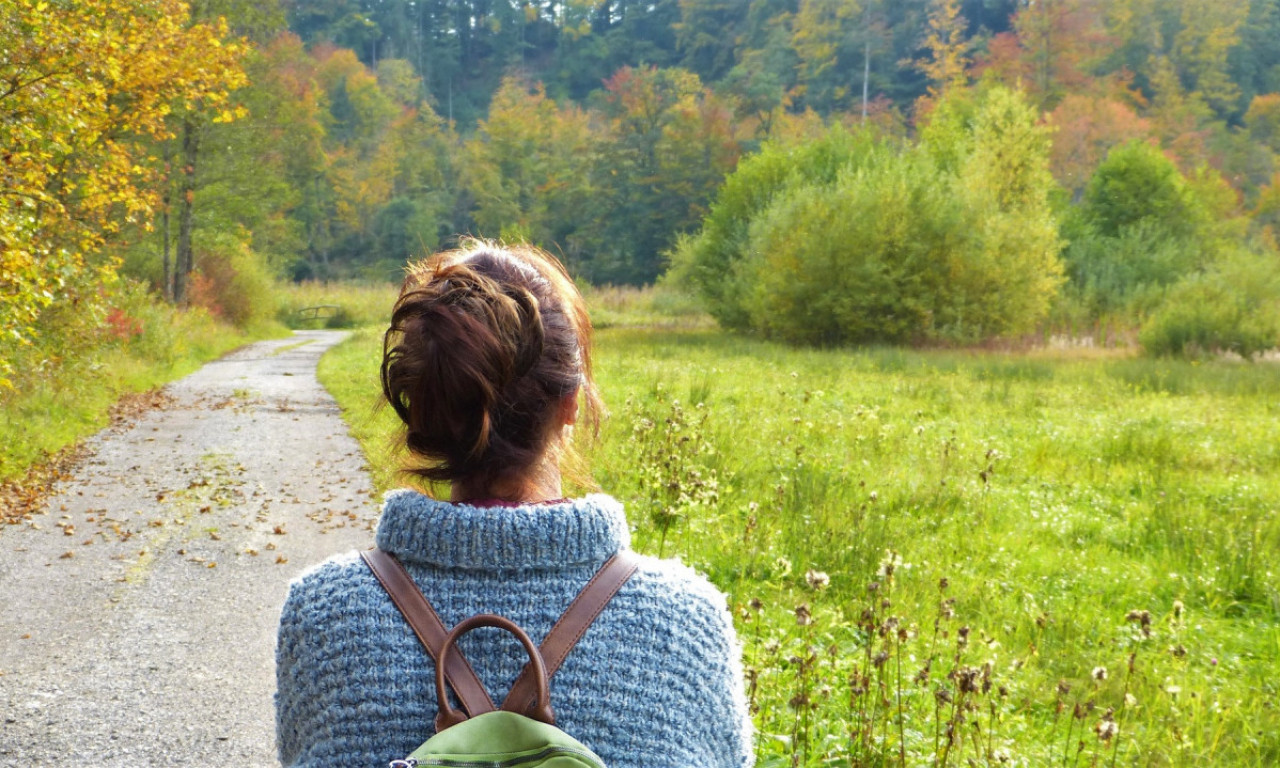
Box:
[4,0,1280,374]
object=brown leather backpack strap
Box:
[360,549,496,717]
[500,550,640,715]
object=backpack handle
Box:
[435,614,554,732]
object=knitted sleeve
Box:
[616,559,754,768]
[274,554,430,768]
[677,571,754,768]
[274,575,309,766]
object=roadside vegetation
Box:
[0,285,280,488]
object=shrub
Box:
[189,235,277,328]
[673,86,1063,345]
[1140,249,1280,358]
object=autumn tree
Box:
[462,76,594,253]
[916,0,970,105]
[0,0,246,366]
[576,66,741,283]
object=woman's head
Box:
[381,241,601,495]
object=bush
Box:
[673,86,1063,345]
[189,235,277,328]
[1140,249,1280,358]
[668,126,883,330]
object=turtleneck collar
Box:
[375,489,631,571]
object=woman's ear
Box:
[558,392,579,426]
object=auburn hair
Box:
[380,241,601,491]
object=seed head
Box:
[794,603,812,627]
[1091,666,1108,682]
[804,569,830,590]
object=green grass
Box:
[275,281,398,329]
[319,318,1280,766]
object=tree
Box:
[1,0,246,350]
[1246,93,1280,153]
[675,86,1062,343]
[576,65,737,283]
[168,0,283,305]
[1046,94,1152,196]
[1007,0,1111,109]
[1171,0,1249,118]
[916,0,970,104]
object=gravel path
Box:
[0,330,381,767]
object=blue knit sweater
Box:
[275,491,753,768]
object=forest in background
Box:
[4,0,1280,376]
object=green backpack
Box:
[361,549,639,768]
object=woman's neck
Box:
[450,461,563,505]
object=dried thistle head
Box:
[1094,708,1118,742]
[915,661,933,685]
[1092,666,1108,682]
[794,603,812,627]
[804,569,830,590]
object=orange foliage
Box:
[1047,94,1152,194]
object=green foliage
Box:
[1140,248,1280,358]
[1079,142,1199,240]
[669,126,882,330]
[677,86,1063,345]
[188,235,279,329]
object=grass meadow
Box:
[320,289,1280,767]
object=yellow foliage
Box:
[0,0,247,358]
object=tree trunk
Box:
[862,39,870,125]
[173,117,200,305]
[161,144,173,302]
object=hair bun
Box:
[380,243,598,492]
